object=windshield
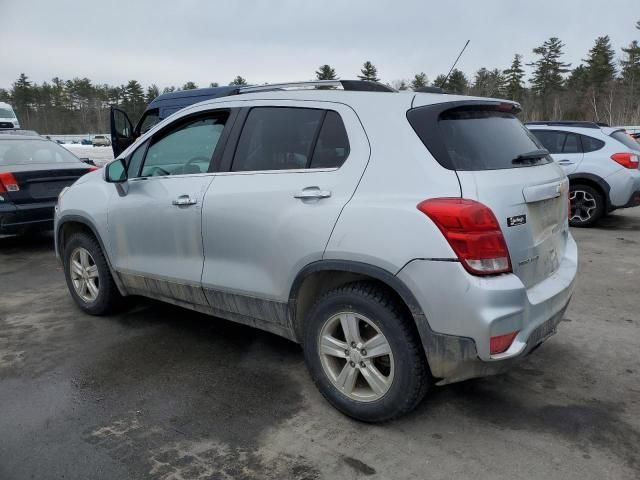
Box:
[611,131,640,152]
[0,107,16,118]
[0,139,82,165]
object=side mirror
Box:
[79,158,96,166]
[105,158,127,183]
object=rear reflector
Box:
[0,172,20,193]
[417,198,512,275]
[490,331,519,354]
[611,152,639,169]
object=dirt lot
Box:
[0,211,639,480]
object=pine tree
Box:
[432,74,448,88]
[358,61,379,82]
[473,68,505,97]
[528,37,571,96]
[182,81,198,90]
[503,54,525,100]
[621,40,640,86]
[209,82,219,88]
[145,84,160,103]
[410,72,428,90]
[583,36,617,89]
[229,76,248,86]
[316,65,337,80]
[162,86,176,94]
[446,69,469,94]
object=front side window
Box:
[140,114,227,177]
[127,140,149,177]
[232,107,325,171]
[138,110,160,134]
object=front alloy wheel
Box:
[69,247,100,302]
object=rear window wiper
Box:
[512,149,550,164]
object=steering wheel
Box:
[147,166,170,176]
[183,156,211,171]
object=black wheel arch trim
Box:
[56,214,127,295]
[567,173,612,210]
[287,259,481,382]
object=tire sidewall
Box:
[304,290,421,422]
[63,234,111,314]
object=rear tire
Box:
[569,184,604,228]
[63,232,124,315]
[303,282,430,422]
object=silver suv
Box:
[55,81,578,421]
[526,121,640,227]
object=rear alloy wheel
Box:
[569,184,604,227]
[304,282,430,422]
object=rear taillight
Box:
[88,166,99,172]
[490,331,519,354]
[0,172,20,193]
[417,198,512,275]
[611,152,639,169]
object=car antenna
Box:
[441,40,470,87]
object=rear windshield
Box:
[610,131,640,152]
[0,139,81,165]
[408,106,551,171]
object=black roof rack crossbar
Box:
[524,121,605,129]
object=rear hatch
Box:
[408,100,569,288]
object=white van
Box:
[0,102,20,128]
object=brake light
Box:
[0,172,19,193]
[490,331,519,354]
[88,166,99,172]
[611,153,639,169]
[417,198,512,275]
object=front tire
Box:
[303,282,430,422]
[63,232,124,315]
[569,184,604,228]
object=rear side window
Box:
[531,130,564,154]
[611,131,640,151]
[232,107,349,172]
[531,130,588,154]
[310,111,350,169]
[408,106,550,171]
[581,135,605,153]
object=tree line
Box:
[1,21,639,134]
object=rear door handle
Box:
[557,159,574,165]
[172,195,197,206]
[294,187,332,200]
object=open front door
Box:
[110,106,135,157]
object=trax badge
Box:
[507,214,527,227]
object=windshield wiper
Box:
[512,149,550,164]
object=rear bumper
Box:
[397,234,578,384]
[0,200,56,234]
[608,168,640,208]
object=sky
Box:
[1,0,638,90]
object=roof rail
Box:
[238,80,396,94]
[414,86,448,94]
[524,121,603,129]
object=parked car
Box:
[0,102,20,129]
[81,138,92,145]
[0,133,97,235]
[92,135,111,147]
[526,121,640,227]
[56,80,577,421]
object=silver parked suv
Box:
[55,81,578,421]
[526,121,640,227]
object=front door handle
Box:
[294,187,332,200]
[557,159,574,165]
[172,195,197,206]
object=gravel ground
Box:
[0,210,638,480]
